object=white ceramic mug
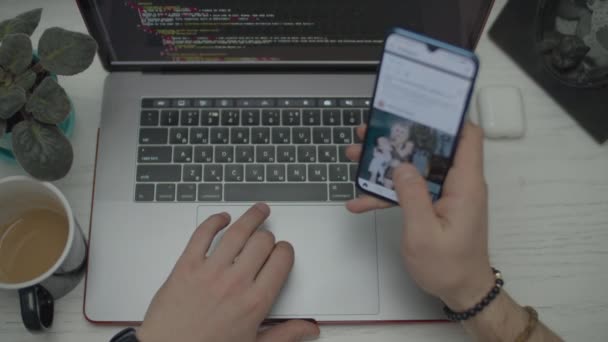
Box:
[0,176,87,332]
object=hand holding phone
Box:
[357,28,479,203]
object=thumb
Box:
[257,320,320,342]
[393,163,436,226]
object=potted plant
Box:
[0,8,97,181]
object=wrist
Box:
[440,269,497,312]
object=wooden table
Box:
[1,0,607,340]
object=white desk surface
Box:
[1,0,607,341]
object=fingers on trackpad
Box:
[197,204,379,316]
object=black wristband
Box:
[443,267,504,321]
[110,328,140,342]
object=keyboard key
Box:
[329,164,349,182]
[297,146,317,163]
[303,110,321,125]
[183,165,202,182]
[141,98,155,108]
[343,109,361,126]
[161,110,179,126]
[221,110,240,126]
[287,165,306,182]
[354,127,363,143]
[137,165,181,182]
[217,99,235,107]
[173,99,191,108]
[225,183,327,202]
[293,127,311,144]
[350,164,358,181]
[251,127,271,144]
[262,110,280,126]
[329,183,355,201]
[313,127,332,144]
[174,146,193,163]
[210,127,229,144]
[319,99,337,107]
[201,110,220,125]
[193,99,213,107]
[275,98,316,107]
[323,110,341,125]
[177,184,197,201]
[141,110,159,126]
[181,110,199,126]
[308,164,328,182]
[282,110,301,126]
[138,146,171,163]
[231,128,250,144]
[190,128,209,144]
[140,128,168,144]
[318,146,337,163]
[135,184,154,202]
[225,164,244,182]
[169,128,189,144]
[237,98,276,107]
[156,184,176,202]
[204,165,223,182]
[256,146,275,163]
[215,146,234,163]
[267,164,286,182]
[363,109,370,123]
[357,99,372,107]
[338,99,359,107]
[339,146,350,163]
[245,165,265,182]
[242,109,260,125]
[198,184,223,202]
[333,127,352,144]
[277,146,296,163]
[236,146,255,163]
[152,99,170,108]
[194,146,213,163]
[272,127,291,144]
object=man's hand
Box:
[346,123,494,310]
[137,203,320,342]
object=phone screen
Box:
[358,31,478,203]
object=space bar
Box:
[224,183,328,202]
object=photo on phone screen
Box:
[357,29,478,203]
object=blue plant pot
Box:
[0,70,75,163]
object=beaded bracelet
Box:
[515,306,539,342]
[443,268,504,321]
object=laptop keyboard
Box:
[135,98,370,202]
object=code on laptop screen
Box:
[88,0,492,64]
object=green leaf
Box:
[14,70,36,90]
[0,86,26,119]
[26,77,70,124]
[38,27,97,75]
[0,33,33,74]
[0,9,42,41]
[11,119,73,181]
[0,119,6,140]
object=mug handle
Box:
[19,285,54,331]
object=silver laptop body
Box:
[81,0,494,323]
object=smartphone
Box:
[357,28,479,203]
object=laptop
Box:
[80,0,494,324]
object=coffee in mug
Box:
[0,176,87,332]
[0,208,69,284]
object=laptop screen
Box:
[81,0,493,67]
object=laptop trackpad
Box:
[197,204,379,317]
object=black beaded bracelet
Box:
[443,268,504,321]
